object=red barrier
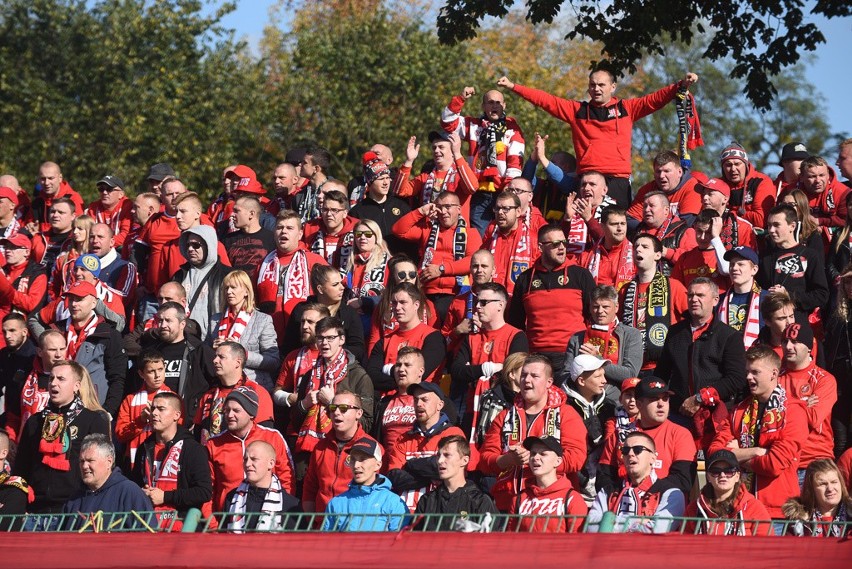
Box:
[1,532,849,569]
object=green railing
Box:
[0,510,849,536]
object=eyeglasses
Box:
[509,187,532,195]
[707,466,740,478]
[354,230,375,238]
[397,271,417,281]
[327,404,360,413]
[493,205,517,213]
[98,186,120,193]
[620,445,654,456]
[316,334,342,344]
[186,242,204,250]
[475,298,503,308]
[540,239,568,248]
[321,207,345,215]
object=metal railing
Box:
[0,510,849,536]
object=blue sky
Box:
[217,1,851,141]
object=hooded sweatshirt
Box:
[509,475,588,533]
[178,225,221,340]
[62,468,153,527]
[684,484,772,536]
[322,475,408,532]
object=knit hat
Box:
[783,320,814,349]
[74,254,101,278]
[362,151,390,185]
[225,386,259,418]
[720,142,748,165]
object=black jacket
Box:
[282,298,365,361]
[12,404,111,513]
[130,427,212,517]
[146,334,216,421]
[0,339,37,419]
[655,318,748,411]
[349,195,415,257]
[76,321,128,417]
[413,480,498,530]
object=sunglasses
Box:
[186,242,204,250]
[397,270,417,281]
[707,466,740,477]
[354,230,375,238]
[475,298,502,308]
[620,444,654,456]
[540,239,568,248]
[98,186,120,193]
[327,404,360,413]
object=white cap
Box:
[570,354,609,381]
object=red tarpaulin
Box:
[1,532,849,569]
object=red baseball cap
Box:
[0,186,19,207]
[699,177,731,199]
[622,377,641,391]
[228,164,265,195]
[64,280,98,299]
[0,233,32,250]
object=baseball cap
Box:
[224,386,259,418]
[723,246,759,265]
[778,142,809,167]
[428,130,451,144]
[698,177,731,199]
[74,254,101,278]
[634,376,674,399]
[621,377,641,392]
[346,437,382,461]
[64,280,98,299]
[783,320,814,349]
[706,449,739,471]
[0,186,19,206]
[146,163,175,182]
[0,233,32,250]
[284,148,307,167]
[96,175,125,189]
[570,354,609,381]
[229,164,265,195]
[522,435,562,454]
[407,382,444,398]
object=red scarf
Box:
[586,239,635,288]
[66,314,103,360]
[20,361,50,437]
[145,439,185,529]
[217,308,251,341]
[39,396,84,471]
[296,348,349,453]
[258,249,310,312]
[585,321,620,364]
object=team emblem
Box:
[69,426,78,439]
[557,275,565,285]
[392,208,400,215]
[648,323,667,347]
[484,341,494,355]
[510,262,527,283]
[531,279,542,289]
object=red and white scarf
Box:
[586,239,635,288]
[20,361,50,437]
[217,308,251,341]
[145,439,185,529]
[488,209,533,285]
[0,217,22,239]
[347,251,388,298]
[718,284,762,348]
[296,348,349,453]
[421,167,457,205]
[739,385,787,491]
[585,320,620,364]
[258,249,311,310]
[66,314,103,360]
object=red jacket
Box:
[481,219,543,296]
[392,158,478,218]
[391,210,483,295]
[779,362,837,468]
[803,166,849,229]
[479,387,587,511]
[33,181,85,233]
[710,392,809,518]
[512,82,680,177]
[508,475,588,533]
[684,484,773,536]
[194,378,275,445]
[86,198,133,247]
[206,423,295,511]
[628,175,704,220]
[726,165,776,228]
[136,212,180,290]
[302,426,375,513]
[301,216,359,267]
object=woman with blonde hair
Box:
[345,218,391,331]
[209,270,280,391]
[783,458,852,537]
[51,214,95,299]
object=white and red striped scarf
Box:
[0,218,21,239]
[718,283,762,348]
[296,347,349,453]
[258,249,310,310]
[66,313,103,359]
[127,388,170,466]
[217,308,251,342]
[586,239,635,289]
[488,208,533,281]
[54,281,115,322]
[19,361,50,437]
[91,199,126,234]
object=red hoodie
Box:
[684,484,773,536]
[509,475,588,532]
[779,361,837,468]
[302,425,376,513]
[725,164,776,229]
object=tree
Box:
[435,0,852,110]
[0,0,267,201]
[629,35,835,185]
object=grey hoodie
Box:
[179,225,221,340]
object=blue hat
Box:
[723,246,759,265]
[74,254,101,278]
[407,382,444,397]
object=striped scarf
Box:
[718,283,762,348]
[421,167,456,205]
[217,308,251,342]
[258,249,311,311]
[66,313,103,360]
[739,385,787,491]
[226,475,286,533]
[296,348,349,453]
[423,217,469,291]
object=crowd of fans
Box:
[0,68,851,536]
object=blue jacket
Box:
[322,475,407,532]
[63,468,153,529]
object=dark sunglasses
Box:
[327,404,360,413]
[186,242,204,250]
[475,298,502,308]
[540,239,568,248]
[707,466,740,477]
[397,270,417,280]
[354,230,375,238]
[620,444,654,456]
[98,186,120,193]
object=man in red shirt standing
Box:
[627,151,704,226]
[497,70,698,208]
[30,162,85,234]
[581,207,635,289]
[481,191,541,296]
[87,175,133,248]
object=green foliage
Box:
[0,0,265,201]
[436,0,852,110]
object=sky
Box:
[217,1,852,140]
